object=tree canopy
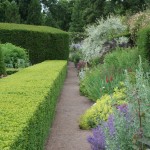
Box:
[0,0,150,31]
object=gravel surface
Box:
[45,62,92,150]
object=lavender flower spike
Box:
[107,115,115,137]
[117,104,128,114]
[87,126,106,150]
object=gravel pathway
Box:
[45,62,92,150]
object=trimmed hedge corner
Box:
[0,60,67,150]
[137,26,150,61]
[0,23,69,64]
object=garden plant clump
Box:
[79,47,146,101]
[0,43,29,68]
[79,85,126,130]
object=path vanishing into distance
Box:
[45,62,92,150]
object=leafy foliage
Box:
[80,47,144,101]
[137,25,150,62]
[5,0,20,23]
[104,0,148,15]
[103,47,140,71]
[80,66,125,101]
[69,0,85,32]
[0,60,67,150]
[43,0,73,31]
[18,0,31,23]
[27,0,42,25]
[0,43,29,68]
[0,0,20,23]
[69,0,149,32]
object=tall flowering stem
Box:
[87,126,106,150]
[106,115,115,137]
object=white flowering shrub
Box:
[81,16,128,62]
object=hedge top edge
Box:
[0,23,67,34]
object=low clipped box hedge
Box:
[0,23,69,64]
[0,60,67,150]
[137,26,150,61]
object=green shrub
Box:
[0,23,69,64]
[137,26,150,61]
[104,47,140,71]
[0,60,67,150]
[0,43,29,68]
[0,47,6,75]
[88,56,101,67]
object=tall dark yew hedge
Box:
[0,23,69,64]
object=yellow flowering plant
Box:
[79,85,127,130]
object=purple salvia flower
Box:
[117,104,130,121]
[107,115,115,137]
[117,104,131,129]
[117,104,128,114]
[87,126,106,150]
